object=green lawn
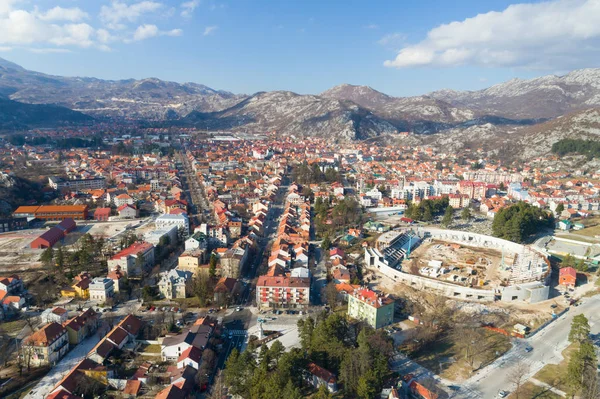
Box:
[533,343,578,393]
[140,343,161,353]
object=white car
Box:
[497,390,509,398]
[236,306,242,311]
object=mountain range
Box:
[2,56,600,156]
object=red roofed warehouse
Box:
[30,226,65,249]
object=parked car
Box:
[236,306,242,312]
[497,390,509,398]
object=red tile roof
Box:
[112,241,153,259]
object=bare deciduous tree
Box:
[507,361,530,399]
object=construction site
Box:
[366,227,551,303]
[404,240,513,290]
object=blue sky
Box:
[1,0,598,96]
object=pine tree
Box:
[442,205,454,227]
[209,254,218,278]
[569,314,591,343]
[461,206,471,221]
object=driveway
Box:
[24,334,101,398]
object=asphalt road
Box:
[456,294,600,398]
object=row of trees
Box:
[7,134,103,148]
[492,202,553,243]
[291,163,341,185]
[403,197,450,222]
[561,253,588,272]
[314,197,364,239]
[40,233,106,278]
[223,312,393,399]
[566,314,598,398]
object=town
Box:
[0,127,596,399]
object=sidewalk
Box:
[529,377,567,397]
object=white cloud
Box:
[203,25,217,36]
[133,24,158,41]
[378,32,407,48]
[165,29,183,37]
[364,24,378,30]
[0,1,183,51]
[384,0,600,70]
[132,24,183,41]
[100,1,163,30]
[28,48,72,54]
[38,6,89,22]
[0,46,12,52]
[181,0,200,18]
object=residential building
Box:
[0,275,24,294]
[144,226,178,246]
[93,208,111,221]
[89,278,115,302]
[114,194,134,208]
[156,213,189,236]
[117,204,138,219]
[41,307,69,324]
[48,176,106,191]
[177,250,207,274]
[256,275,310,309]
[213,277,239,306]
[559,267,577,288]
[219,246,249,279]
[348,288,395,329]
[158,269,192,299]
[161,324,213,361]
[63,308,100,346]
[305,362,338,393]
[185,232,208,251]
[22,322,69,367]
[107,241,155,276]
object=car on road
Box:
[525,346,533,352]
[236,306,242,312]
[497,390,509,398]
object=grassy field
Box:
[508,381,562,399]
[555,233,599,244]
[140,343,161,353]
[570,216,600,238]
[0,319,27,335]
[532,343,578,393]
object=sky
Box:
[1,0,599,96]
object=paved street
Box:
[24,334,101,399]
[311,247,327,305]
[456,294,600,398]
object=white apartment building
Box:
[89,278,115,302]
